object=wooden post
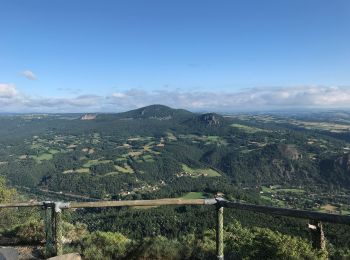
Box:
[308,220,326,251]
[216,205,224,260]
[54,203,63,256]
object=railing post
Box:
[308,220,326,251]
[43,202,54,257]
[53,202,63,256]
[216,204,224,260]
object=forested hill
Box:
[95,104,194,122]
[0,106,350,211]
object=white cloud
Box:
[0,83,19,98]
[26,95,104,109]
[20,70,37,80]
[0,83,103,112]
[111,92,127,98]
[2,84,350,112]
[107,86,350,111]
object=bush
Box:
[82,231,132,260]
[62,221,88,243]
[225,221,326,260]
[131,236,183,260]
[15,219,44,243]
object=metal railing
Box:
[1,198,350,259]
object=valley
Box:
[1,105,350,214]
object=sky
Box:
[0,0,350,112]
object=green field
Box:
[115,164,134,173]
[166,132,177,141]
[202,135,228,146]
[142,154,154,162]
[179,134,227,146]
[63,168,90,174]
[260,195,274,203]
[291,120,350,133]
[181,164,221,178]
[30,153,53,163]
[240,149,255,154]
[75,168,90,174]
[181,192,206,199]
[231,124,266,133]
[278,188,305,194]
[341,210,350,215]
[261,186,304,194]
[104,171,122,176]
[83,159,112,168]
[30,143,42,149]
[260,195,286,207]
[48,149,60,154]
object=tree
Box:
[0,176,16,203]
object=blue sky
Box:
[0,0,350,112]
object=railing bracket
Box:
[54,202,70,212]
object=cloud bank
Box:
[108,86,350,111]
[1,83,350,112]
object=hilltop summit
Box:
[183,112,226,128]
[115,104,193,120]
[198,113,225,127]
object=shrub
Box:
[82,231,132,260]
[131,236,183,260]
[15,219,45,243]
[225,221,326,260]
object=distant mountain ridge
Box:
[89,105,237,134]
[94,105,229,129]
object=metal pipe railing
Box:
[1,198,350,258]
[221,200,350,225]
